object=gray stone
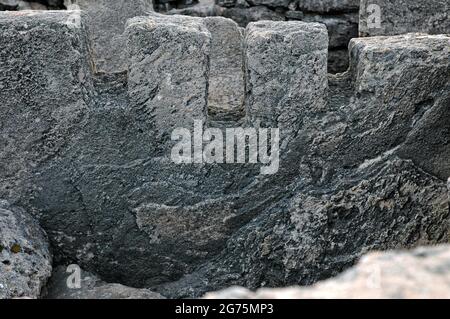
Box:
[285,10,303,20]
[64,0,154,73]
[204,16,245,118]
[245,20,328,142]
[297,0,359,13]
[204,245,450,299]
[1,11,449,300]
[126,13,210,140]
[157,156,449,298]
[154,33,450,298]
[302,12,358,49]
[359,0,450,37]
[45,266,165,299]
[0,201,52,299]
[0,10,94,204]
[215,5,285,27]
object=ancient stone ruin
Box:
[0,0,449,299]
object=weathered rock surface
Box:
[64,0,154,73]
[205,16,245,118]
[45,266,165,299]
[126,13,210,138]
[204,245,450,299]
[245,20,328,141]
[360,0,450,37]
[0,201,52,299]
[212,0,360,73]
[0,11,449,299]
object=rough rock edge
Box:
[204,245,450,299]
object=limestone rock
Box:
[204,245,450,299]
[205,16,245,118]
[45,266,165,299]
[0,201,52,299]
[1,11,449,299]
[245,20,328,141]
[65,0,154,73]
[359,0,450,37]
[126,13,210,139]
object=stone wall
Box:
[1,8,449,299]
[213,0,360,73]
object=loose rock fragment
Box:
[0,201,52,299]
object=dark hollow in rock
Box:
[0,8,449,299]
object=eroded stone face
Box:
[204,16,245,118]
[0,11,449,298]
[0,201,52,299]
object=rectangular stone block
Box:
[126,13,210,141]
[66,0,154,73]
[359,0,450,37]
[204,16,245,119]
[348,34,450,180]
[0,10,93,200]
[245,20,328,141]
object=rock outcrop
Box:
[45,266,165,299]
[204,245,450,299]
[0,9,449,299]
[0,201,52,299]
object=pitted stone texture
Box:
[0,201,52,299]
[245,20,328,142]
[157,157,450,298]
[0,10,94,204]
[205,16,245,118]
[127,13,210,144]
[154,34,450,298]
[45,266,165,299]
[360,0,450,37]
[1,12,449,299]
[205,245,450,299]
[348,34,450,180]
[64,0,154,73]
